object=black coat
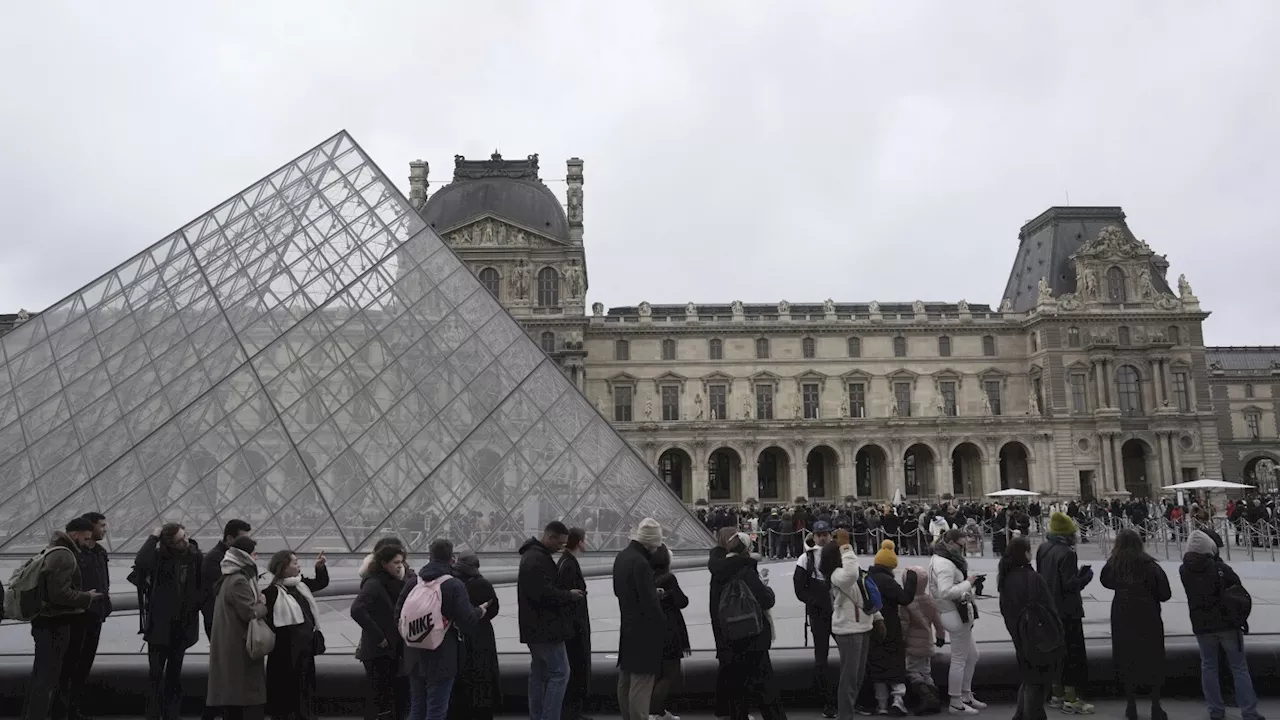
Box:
[200,540,229,636]
[77,543,112,620]
[708,549,775,655]
[556,551,591,641]
[1100,556,1170,685]
[998,563,1064,685]
[516,538,575,644]
[613,541,666,674]
[133,536,203,649]
[793,547,832,615]
[263,567,329,717]
[655,569,691,660]
[350,568,405,662]
[1035,535,1089,620]
[449,572,501,718]
[866,565,917,683]
[1179,552,1244,635]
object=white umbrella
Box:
[1161,479,1254,490]
[986,488,1042,497]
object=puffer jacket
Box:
[830,544,880,635]
[900,570,945,657]
[928,552,972,616]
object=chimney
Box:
[408,159,429,210]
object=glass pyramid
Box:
[0,131,712,555]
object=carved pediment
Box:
[700,371,733,393]
[1072,225,1154,261]
[749,370,781,385]
[887,368,919,387]
[977,366,1008,388]
[932,367,963,380]
[795,369,828,390]
[608,372,639,386]
[443,216,567,249]
[841,369,873,382]
[654,371,687,392]
[1066,360,1092,372]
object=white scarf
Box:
[271,576,321,629]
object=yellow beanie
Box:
[874,539,899,569]
[1048,511,1077,536]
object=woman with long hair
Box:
[928,528,983,715]
[350,544,407,720]
[649,544,692,720]
[1100,529,1171,720]
[998,535,1064,720]
[263,550,330,720]
[448,554,501,720]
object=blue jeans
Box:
[408,673,455,720]
[1196,630,1260,720]
[527,642,570,720]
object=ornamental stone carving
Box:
[686,302,697,317]
[563,259,584,298]
[1079,225,1151,259]
[15,309,29,323]
[824,298,835,314]
[566,185,583,223]
[731,300,744,315]
[1178,273,1194,299]
[913,300,925,314]
[778,300,790,314]
[1153,293,1181,311]
[869,301,881,314]
[1058,293,1083,311]
[509,259,531,300]
[1136,266,1156,300]
[1036,277,1053,304]
[638,301,652,317]
[644,397,653,420]
[592,302,604,316]
[999,298,1013,312]
[957,299,969,313]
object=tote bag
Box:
[244,577,276,660]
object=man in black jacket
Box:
[198,519,249,720]
[518,521,583,720]
[1036,512,1094,714]
[612,518,665,720]
[63,512,111,720]
[136,523,203,720]
[557,527,592,720]
[795,520,836,718]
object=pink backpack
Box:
[398,576,451,650]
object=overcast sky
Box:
[1,2,1277,344]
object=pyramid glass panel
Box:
[0,131,712,553]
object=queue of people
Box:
[7,505,1267,720]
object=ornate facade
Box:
[410,157,1239,504]
[1206,347,1280,493]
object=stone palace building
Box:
[5,151,1277,508]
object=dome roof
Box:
[420,153,570,242]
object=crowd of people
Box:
[4,499,1268,720]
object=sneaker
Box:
[1061,700,1095,715]
[962,695,988,710]
[890,697,909,716]
[1048,697,1064,709]
[661,714,680,720]
[822,707,837,719]
[855,707,875,716]
[877,708,889,716]
[949,702,979,716]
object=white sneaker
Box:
[963,695,988,710]
[949,701,979,715]
[662,713,681,720]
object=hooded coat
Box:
[866,565,917,683]
[899,575,945,658]
[516,537,576,645]
[707,548,775,655]
[133,535,203,648]
[350,565,405,662]
[206,550,268,707]
[1035,534,1088,620]
[613,540,666,674]
[398,562,483,681]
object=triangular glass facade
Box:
[0,131,712,555]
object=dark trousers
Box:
[363,656,400,720]
[1012,683,1048,720]
[723,649,786,720]
[809,611,835,711]
[221,707,264,720]
[649,658,681,715]
[201,613,221,720]
[62,616,102,717]
[562,632,592,720]
[23,621,76,720]
[1060,618,1088,689]
[147,643,187,720]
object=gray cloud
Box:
[1,2,1276,343]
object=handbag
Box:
[246,616,276,659]
[313,629,327,656]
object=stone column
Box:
[1044,434,1059,497]
[942,456,954,498]
[692,451,709,504]
[742,456,757,504]
[1099,434,1116,493]
[1106,359,1120,409]
[1170,433,1184,483]
[1093,359,1108,409]
[789,455,801,503]
[1154,433,1171,491]
[842,443,857,499]
[983,457,1000,494]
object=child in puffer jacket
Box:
[899,565,946,715]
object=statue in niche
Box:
[794,397,803,419]
[694,393,704,419]
[564,259,584,298]
[839,394,849,417]
[686,302,697,317]
[638,301,652,317]
[1000,298,1014,312]
[731,300,744,315]
[957,299,969,313]
[913,300,926,314]
[592,301,604,317]
[1178,273,1194,299]
[981,392,992,416]
[512,260,532,299]
[742,394,752,419]
[644,397,653,420]
[1029,389,1041,416]
[1037,277,1053,304]
[1136,267,1156,299]
[778,300,790,314]
[824,298,835,314]
[1082,269,1099,299]
[889,400,899,417]
[869,301,881,314]
[596,396,607,414]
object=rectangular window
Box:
[709,384,727,421]
[847,337,861,358]
[1182,467,1198,484]
[1173,372,1190,412]
[938,336,951,357]
[940,381,957,417]
[1070,373,1088,414]
[613,386,633,422]
[982,336,996,357]
[984,380,1003,416]
[802,382,820,419]
[1067,327,1080,347]
[1246,412,1261,439]
[847,383,866,418]
[662,339,676,360]
[661,385,679,421]
[1118,326,1130,346]
[614,340,629,361]
[894,382,912,418]
[802,337,816,359]
[755,384,773,420]
[893,337,907,357]
[755,338,770,359]
[709,338,723,360]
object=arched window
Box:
[1168,325,1181,345]
[537,267,559,307]
[614,339,629,361]
[893,336,907,358]
[755,338,770,359]
[982,335,996,357]
[709,338,723,360]
[1107,266,1127,302]
[847,337,861,358]
[1117,365,1142,416]
[540,331,556,353]
[1118,326,1130,346]
[937,336,951,357]
[802,337,816,359]
[662,338,677,360]
[1067,326,1080,347]
[478,267,500,299]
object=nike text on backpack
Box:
[399,576,451,650]
[4,546,73,622]
[718,575,764,641]
[1016,601,1065,666]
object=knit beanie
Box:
[1186,529,1217,556]
[1047,511,1077,536]
[874,539,899,569]
[633,517,664,550]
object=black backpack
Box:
[718,574,764,642]
[1218,566,1252,629]
[1016,601,1065,667]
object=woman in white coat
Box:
[928,528,984,715]
[824,530,881,720]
